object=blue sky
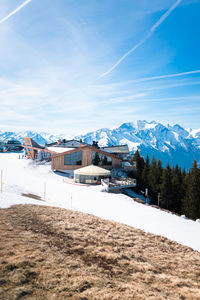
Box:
[0,0,200,134]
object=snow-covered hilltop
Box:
[1,120,200,170]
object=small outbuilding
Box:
[74,165,111,184]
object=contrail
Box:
[0,0,32,24]
[150,0,181,32]
[131,70,200,83]
[99,0,182,79]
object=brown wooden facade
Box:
[51,145,122,171]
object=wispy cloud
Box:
[0,0,199,132]
[130,70,200,83]
[0,0,32,24]
[142,80,200,92]
[126,95,200,104]
[99,0,182,78]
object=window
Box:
[64,151,82,165]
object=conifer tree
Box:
[148,157,163,204]
[131,150,144,173]
[182,160,200,219]
[142,155,150,188]
[160,163,173,209]
[128,152,200,220]
[102,155,108,165]
[149,156,157,192]
[131,150,145,191]
[182,168,186,178]
[93,152,100,166]
[171,165,182,213]
[157,159,163,179]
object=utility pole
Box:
[145,188,148,204]
[44,182,46,201]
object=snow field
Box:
[0,153,200,252]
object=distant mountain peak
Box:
[76,120,200,170]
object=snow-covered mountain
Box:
[1,120,200,170]
[0,130,69,146]
[76,120,200,170]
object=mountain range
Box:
[1,120,200,170]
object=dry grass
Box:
[0,204,200,300]
[21,193,43,201]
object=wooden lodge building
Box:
[51,145,122,173]
[23,137,136,175]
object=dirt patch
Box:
[0,204,200,299]
[21,193,43,201]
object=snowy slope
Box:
[0,153,200,252]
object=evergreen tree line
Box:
[128,150,200,220]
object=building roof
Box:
[51,145,123,160]
[30,139,45,149]
[102,145,129,154]
[23,137,44,149]
[47,147,75,153]
[46,139,88,147]
[74,165,111,176]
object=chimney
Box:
[92,141,99,148]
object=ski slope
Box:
[0,153,200,252]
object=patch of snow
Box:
[180,143,188,151]
[47,147,75,153]
[162,145,169,152]
[180,215,187,219]
[165,141,176,150]
[120,139,140,151]
[190,128,200,138]
[144,121,157,129]
[173,131,179,142]
[150,137,157,149]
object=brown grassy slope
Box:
[0,205,200,300]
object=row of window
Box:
[75,174,110,184]
[64,150,113,166]
[64,151,82,165]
